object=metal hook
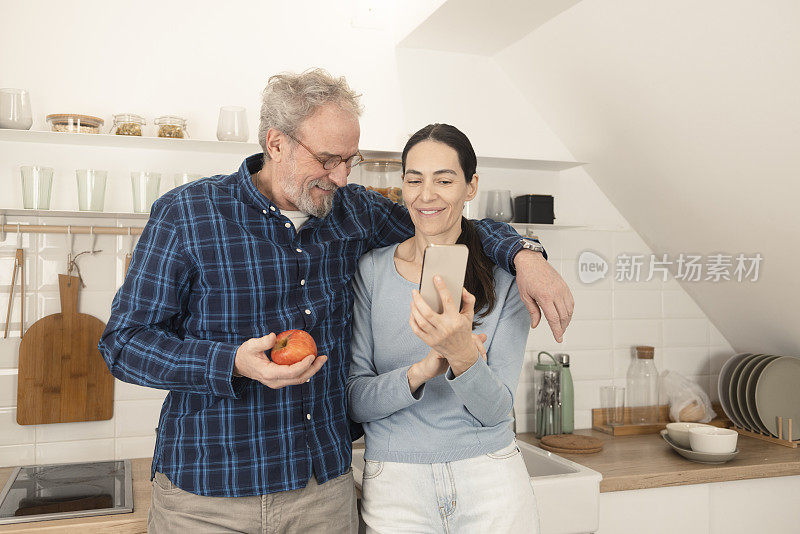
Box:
[66,225,74,275]
[127,226,135,254]
[90,226,96,254]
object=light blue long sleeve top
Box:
[346,244,530,463]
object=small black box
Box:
[514,195,554,224]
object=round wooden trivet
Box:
[540,444,603,454]
[540,434,603,454]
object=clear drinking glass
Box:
[0,89,33,130]
[216,106,249,142]
[20,166,54,209]
[76,170,108,211]
[174,173,202,187]
[485,190,513,222]
[131,172,161,213]
[601,386,626,426]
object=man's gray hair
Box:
[258,68,363,159]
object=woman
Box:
[347,123,539,533]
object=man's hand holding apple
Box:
[233,333,328,389]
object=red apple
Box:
[271,330,318,365]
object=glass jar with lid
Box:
[46,114,104,134]
[111,113,146,136]
[155,115,187,138]
[360,159,402,204]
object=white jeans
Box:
[360,440,540,533]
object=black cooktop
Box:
[0,460,133,525]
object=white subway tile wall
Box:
[0,217,165,467]
[512,229,736,434]
[0,222,736,464]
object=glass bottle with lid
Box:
[626,346,659,424]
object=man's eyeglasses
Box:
[285,132,364,171]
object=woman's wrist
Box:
[407,363,427,393]
[446,347,480,377]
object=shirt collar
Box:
[236,153,323,229]
[238,153,278,214]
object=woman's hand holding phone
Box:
[409,275,484,377]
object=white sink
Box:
[351,439,602,534]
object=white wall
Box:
[495,0,800,356]
[514,225,734,433]
[0,0,566,160]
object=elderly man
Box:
[100,69,573,533]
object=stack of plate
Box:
[718,353,800,440]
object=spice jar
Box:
[46,114,104,134]
[111,113,146,136]
[155,115,187,138]
[361,159,402,204]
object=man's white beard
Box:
[278,157,337,218]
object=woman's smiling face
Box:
[402,140,478,239]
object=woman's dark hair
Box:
[401,123,496,326]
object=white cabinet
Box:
[597,475,800,534]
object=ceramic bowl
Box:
[665,422,712,448]
[688,427,738,454]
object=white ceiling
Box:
[399,0,580,55]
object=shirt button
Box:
[270,206,276,211]
[300,279,306,286]
[284,222,291,228]
[304,309,311,315]
[306,413,311,420]
[296,248,302,253]
[262,209,267,215]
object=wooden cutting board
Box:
[16,274,113,425]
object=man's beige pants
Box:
[148,469,358,533]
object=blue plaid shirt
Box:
[99,154,537,497]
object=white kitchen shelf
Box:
[0,208,148,220]
[511,222,627,232]
[0,129,585,172]
[0,214,623,231]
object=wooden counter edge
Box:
[597,461,800,492]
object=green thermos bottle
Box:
[555,353,574,434]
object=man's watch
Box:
[519,238,545,254]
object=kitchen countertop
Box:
[2,430,798,531]
[515,429,800,492]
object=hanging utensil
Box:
[4,224,24,338]
[124,226,134,273]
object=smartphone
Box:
[419,244,469,314]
